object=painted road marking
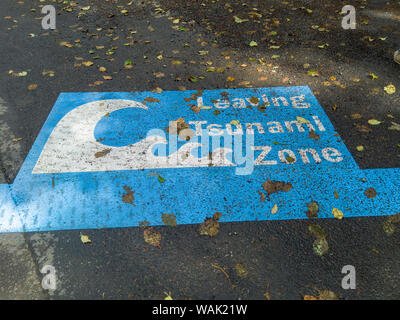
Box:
[0,86,399,233]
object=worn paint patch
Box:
[0,86,399,232]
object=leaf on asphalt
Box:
[350,113,362,119]
[162,213,177,227]
[296,116,309,124]
[332,208,344,220]
[59,41,73,47]
[28,84,38,90]
[164,292,173,300]
[143,227,161,248]
[235,264,248,278]
[368,119,382,125]
[369,73,378,80]
[304,289,338,300]
[388,122,400,131]
[317,290,338,300]
[82,61,94,67]
[308,224,326,239]
[80,233,91,244]
[356,145,364,152]
[307,70,319,77]
[313,237,329,256]
[233,16,248,23]
[249,41,258,47]
[384,84,396,94]
[199,212,222,237]
[383,214,400,236]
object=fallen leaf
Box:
[384,84,396,94]
[162,213,177,227]
[143,227,161,248]
[233,16,248,23]
[82,61,94,67]
[388,122,400,131]
[364,187,377,198]
[199,212,221,237]
[332,208,344,220]
[80,233,91,244]
[249,41,258,47]
[368,119,382,125]
[306,201,319,219]
[270,204,278,215]
[235,264,248,278]
[164,292,173,300]
[313,238,329,256]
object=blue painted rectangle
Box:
[0,86,399,233]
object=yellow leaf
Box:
[80,233,91,243]
[82,61,94,67]
[271,204,278,214]
[296,116,309,124]
[164,292,173,300]
[59,41,73,48]
[384,84,396,94]
[332,208,344,220]
[368,119,382,125]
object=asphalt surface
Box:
[0,0,400,299]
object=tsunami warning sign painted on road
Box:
[0,86,399,233]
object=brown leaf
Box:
[122,186,135,205]
[143,227,161,248]
[364,187,377,198]
[199,212,221,237]
[94,148,111,158]
[262,180,293,200]
[143,97,160,103]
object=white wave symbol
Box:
[33,99,235,174]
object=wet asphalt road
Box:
[0,0,400,299]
